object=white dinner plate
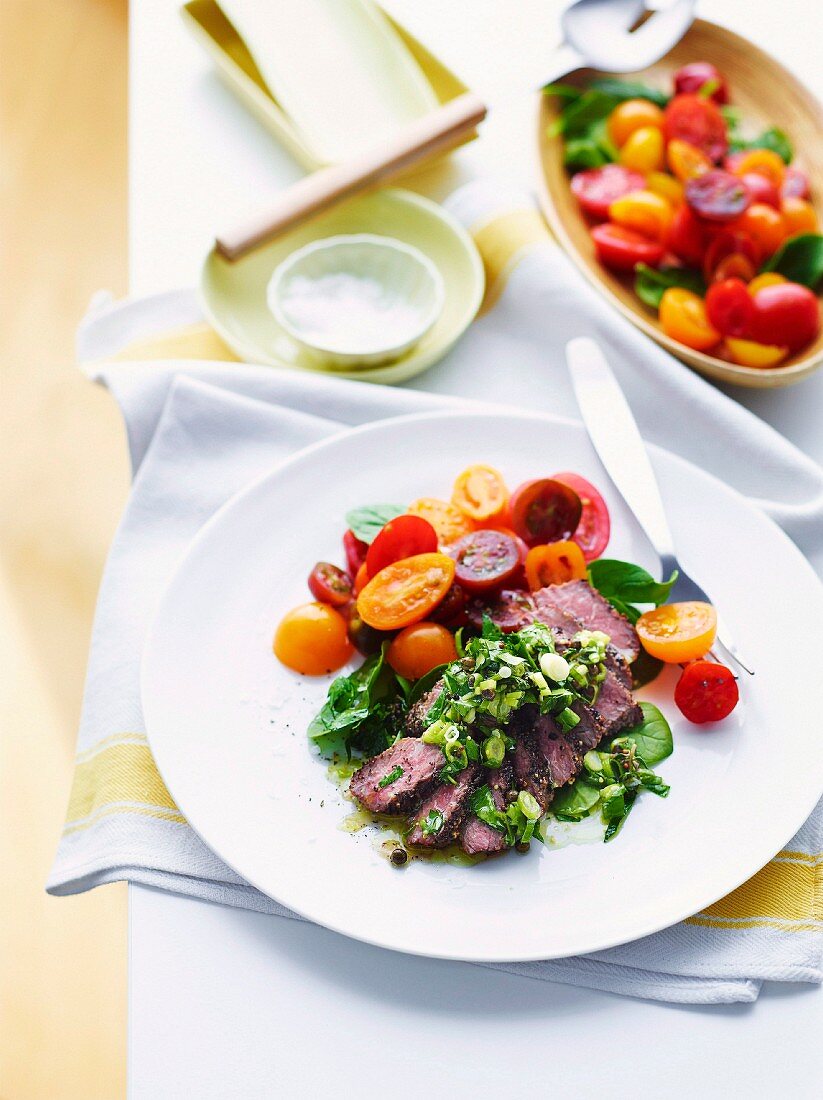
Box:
[141,411,823,962]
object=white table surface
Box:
[129,2,822,1095]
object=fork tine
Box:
[715,617,755,676]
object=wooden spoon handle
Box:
[215,92,487,261]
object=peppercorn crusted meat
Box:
[404,683,443,738]
[534,580,640,661]
[460,763,514,856]
[348,737,444,814]
[406,764,481,848]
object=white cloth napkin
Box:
[49,181,823,1003]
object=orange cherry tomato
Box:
[407,497,475,545]
[711,253,757,283]
[452,464,509,522]
[353,561,370,595]
[636,601,718,663]
[781,196,819,236]
[387,622,458,680]
[609,190,673,242]
[274,602,353,675]
[731,149,785,189]
[619,126,665,173]
[724,337,789,368]
[646,171,684,206]
[667,139,712,182]
[747,272,787,295]
[607,99,664,147]
[524,541,587,591]
[731,203,786,257]
[659,288,721,351]
[357,553,455,631]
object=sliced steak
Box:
[591,668,643,735]
[407,764,481,848]
[404,683,443,737]
[530,591,583,641]
[529,712,583,789]
[604,646,632,690]
[511,712,552,813]
[460,763,514,856]
[349,738,444,814]
[533,580,640,661]
[467,589,536,634]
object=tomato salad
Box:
[274,465,739,734]
[548,65,823,368]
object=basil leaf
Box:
[588,77,669,107]
[564,137,610,170]
[729,126,792,164]
[549,89,617,138]
[345,504,406,544]
[587,559,677,611]
[551,777,601,822]
[635,264,706,310]
[763,233,823,288]
[616,701,673,767]
[407,663,448,708]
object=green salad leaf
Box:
[345,504,406,544]
[763,233,823,288]
[610,701,673,767]
[729,126,793,164]
[407,663,448,708]
[588,77,669,107]
[587,559,677,623]
[551,777,601,822]
[635,264,706,310]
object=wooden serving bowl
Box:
[536,18,823,388]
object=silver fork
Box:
[567,337,754,676]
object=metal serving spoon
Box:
[567,337,754,676]
[543,0,697,85]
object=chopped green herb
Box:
[420,809,444,837]
[377,766,404,789]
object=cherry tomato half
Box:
[782,196,819,236]
[685,170,751,223]
[387,622,458,681]
[782,166,811,200]
[730,203,786,257]
[407,497,475,545]
[738,172,780,209]
[667,139,713,182]
[308,562,352,607]
[619,126,665,173]
[524,541,587,590]
[673,61,729,104]
[591,223,665,271]
[430,583,470,629]
[703,229,760,282]
[636,601,718,663]
[711,253,757,284]
[724,337,789,368]
[607,99,664,147]
[343,529,368,578]
[274,603,353,675]
[571,164,646,221]
[466,589,536,634]
[659,288,721,352]
[705,278,755,337]
[663,94,728,162]
[667,204,709,266]
[674,660,739,724]
[749,282,820,352]
[450,529,522,593]
[730,149,785,189]
[609,189,673,242]
[509,479,583,547]
[366,514,438,577]
[451,464,509,522]
[552,471,611,561]
[357,553,455,631]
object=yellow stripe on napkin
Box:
[686,852,822,931]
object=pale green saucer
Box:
[200,188,485,385]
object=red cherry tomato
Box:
[343,529,368,578]
[711,253,757,283]
[673,61,729,104]
[449,529,522,594]
[570,164,646,221]
[703,229,760,282]
[749,283,821,352]
[591,223,665,272]
[738,172,780,208]
[551,471,611,561]
[466,589,536,634]
[663,94,728,163]
[674,660,739,724]
[509,479,583,547]
[366,515,437,577]
[782,166,811,200]
[667,204,709,266]
[723,151,746,174]
[685,170,751,223]
[308,562,353,607]
[705,278,755,337]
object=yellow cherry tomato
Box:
[636,601,718,663]
[725,337,789,368]
[731,149,785,188]
[607,98,665,147]
[387,622,458,681]
[747,272,787,296]
[609,189,673,242]
[667,139,712,182]
[781,196,819,236]
[731,203,786,258]
[659,288,721,351]
[274,602,353,675]
[407,497,475,545]
[619,126,665,173]
[452,464,509,522]
[646,170,684,206]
